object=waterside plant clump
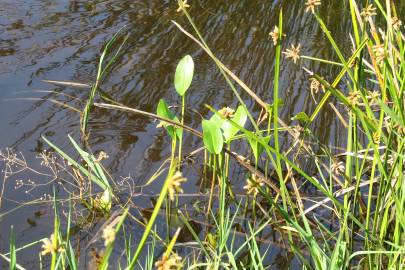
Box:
[1,0,405,269]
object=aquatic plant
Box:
[2,0,405,269]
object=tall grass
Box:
[2,0,405,269]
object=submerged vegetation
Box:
[1,0,405,269]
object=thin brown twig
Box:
[42,80,91,89]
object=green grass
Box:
[2,0,405,269]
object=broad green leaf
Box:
[156,99,182,140]
[174,55,194,96]
[209,112,224,128]
[221,105,248,142]
[202,119,223,154]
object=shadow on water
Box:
[1,0,404,268]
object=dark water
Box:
[1,0,399,268]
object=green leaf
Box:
[330,240,346,269]
[164,228,181,258]
[68,135,110,191]
[99,189,112,212]
[272,98,285,107]
[202,119,224,154]
[248,135,270,163]
[66,242,78,270]
[156,99,182,140]
[174,55,194,96]
[99,209,128,270]
[292,112,310,124]
[206,232,217,249]
[9,226,16,270]
[378,100,404,127]
[209,112,224,127]
[221,105,248,142]
[42,136,109,191]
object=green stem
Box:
[178,95,185,165]
[126,139,177,269]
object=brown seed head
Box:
[155,253,182,270]
[168,171,187,201]
[218,107,235,119]
[283,44,301,64]
[269,26,280,45]
[41,234,62,256]
[177,0,190,12]
[347,91,361,106]
[366,90,380,105]
[243,174,264,197]
[373,44,385,65]
[361,4,377,20]
[305,0,321,14]
[102,225,116,247]
[391,17,402,30]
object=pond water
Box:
[1,0,399,268]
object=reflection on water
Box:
[2,0,403,268]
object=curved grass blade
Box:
[81,28,129,135]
